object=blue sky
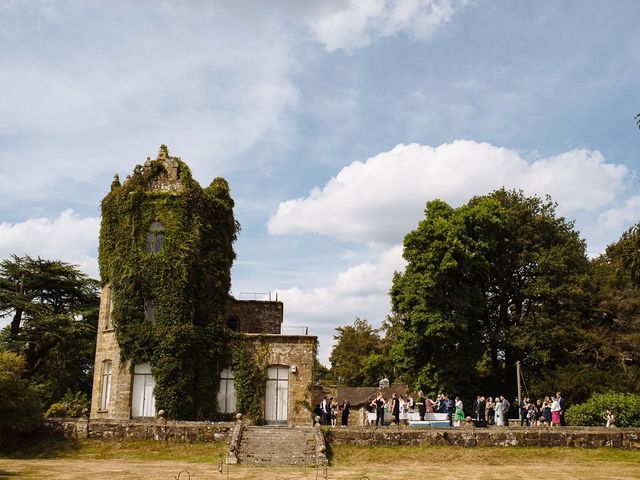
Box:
[1,0,639,364]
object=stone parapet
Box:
[324,426,640,449]
[44,418,234,443]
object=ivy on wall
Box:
[99,146,239,420]
[230,335,269,424]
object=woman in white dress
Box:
[494,396,504,426]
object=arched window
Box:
[216,367,237,414]
[145,221,165,253]
[100,360,112,410]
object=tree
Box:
[0,351,41,444]
[0,255,99,408]
[572,223,640,396]
[327,318,394,386]
[391,189,591,401]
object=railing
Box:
[280,325,309,335]
[237,291,279,301]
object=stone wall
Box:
[227,298,283,334]
[324,426,640,449]
[44,418,234,443]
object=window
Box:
[105,289,114,330]
[131,363,156,418]
[145,221,165,253]
[144,299,155,324]
[100,360,112,410]
[226,315,239,332]
[265,365,289,423]
[216,367,237,414]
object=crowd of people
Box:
[315,396,351,426]
[473,391,567,427]
[314,390,575,428]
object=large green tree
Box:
[327,318,396,386]
[0,255,99,407]
[391,189,591,400]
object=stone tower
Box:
[90,145,237,420]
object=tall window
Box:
[131,363,156,418]
[216,367,237,414]
[105,289,114,330]
[144,299,155,324]
[100,360,112,410]
[145,221,165,253]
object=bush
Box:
[0,351,41,444]
[45,390,89,418]
[565,392,640,427]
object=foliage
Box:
[0,351,41,444]
[391,189,592,400]
[99,146,238,420]
[326,317,396,386]
[0,255,99,407]
[230,336,268,423]
[550,222,640,400]
[44,390,89,418]
[565,392,640,427]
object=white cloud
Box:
[0,2,299,206]
[580,196,640,257]
[268,141,630,246]
[0,210,99,278]
[277,244,404,363]
[309,0,465,52]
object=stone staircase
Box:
[236,425,320,466]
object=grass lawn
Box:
[1,437,639,479]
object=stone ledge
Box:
[43,418,235,443]
[324,426,640,449]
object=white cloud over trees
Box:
[268,141,630,246]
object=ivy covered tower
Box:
[90,145,238,420]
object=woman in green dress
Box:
[454,397,465,423]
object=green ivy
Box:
[99,146,239,420]
[230,335,269,424]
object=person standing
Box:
[502,396,511,426]
[605,410,616,428]
[446,395,455,426]
[417,391,426,421]
[556,392,566,426]
[330,397,338,426]
[550,396,561,426]
[341,399,350,427]
[520,397,529,427]
[371,392,386,426]
[321,397,330,426]
[486,397,495,426]
[391,393,400,425]
[542,396,552,425]
[494,396,504,426]
[454,397,465,424]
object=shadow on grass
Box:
[0,470,22,478]
[0,434,80,460]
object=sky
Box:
[1,0,640,365]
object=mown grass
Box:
[2,436,640,467]
[0,435,227,463]
[329,444,640,465]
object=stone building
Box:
[89,146,316,425]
